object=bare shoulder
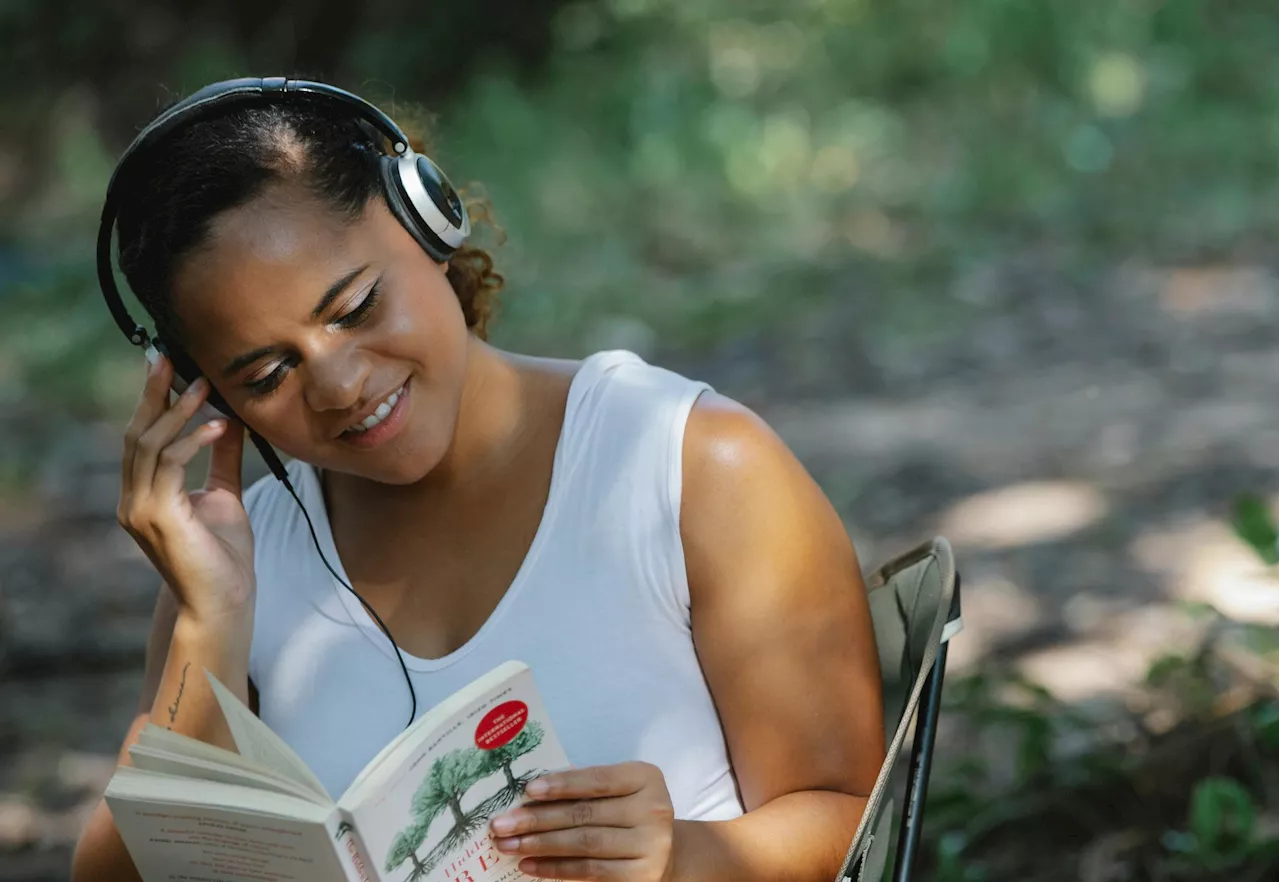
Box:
[683,391,788,477]
[680,391,862,603]
[681,391,829,529]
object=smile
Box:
[343,384,405,435]
[338,379,412,450]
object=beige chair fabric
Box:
[836,537,959,882]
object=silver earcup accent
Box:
[396,152,470,247]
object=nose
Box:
[302,341,371,414]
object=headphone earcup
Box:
[378,153,467,262]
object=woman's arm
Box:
[670,392,885,881]
[70,587,254,882]
[72,352,259,881]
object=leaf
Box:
[1253,701,1279,751]
[1231,495,1279,566]
[1188,776,1255,855]
[1015,712,1053,780]
[1146,652,1191,687]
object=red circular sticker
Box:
[475,701,529,750]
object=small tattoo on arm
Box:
[168,662,191,726]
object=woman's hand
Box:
[490,763,677,882]
[117,349,255,627]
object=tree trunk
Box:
[502,762,516,789]
[448,793,466,827]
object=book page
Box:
[205,669,331,801]
[346,663,570,882]
[129,744,325,803]
[134,724,325,801]
[106,771,348,882]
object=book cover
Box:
[348,665,569,882]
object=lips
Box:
[342,384,405,436]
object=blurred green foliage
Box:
[1,0,1276,418]
[1232,495,1279,566]
[0,4,1275,878]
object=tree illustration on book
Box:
[483,721,544,792]
[384,714,548,881]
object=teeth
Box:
[346,386,403,436]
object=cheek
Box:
[389,276,470,369]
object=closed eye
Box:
[333,279,383,329]
[246,360,292,397]
[243,279,383,397]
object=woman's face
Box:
[171,181,470,485]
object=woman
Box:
[72,92,884,882]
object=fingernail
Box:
[188,376,208,393]
[494,837,520,852]
[491,815,517,834]
[525,779,549,797]
[144,344,161,369]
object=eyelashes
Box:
[334,279,383,330]
[245,280,384,397]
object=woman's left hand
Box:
[490,762,677,881]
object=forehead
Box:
[171,184,372,340]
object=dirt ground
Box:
[1,255,1275,881]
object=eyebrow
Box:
[220,264,370,377]
[310,264,370,320]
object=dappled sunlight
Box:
[1157,265,1275,318]
[1015,637,1153,703]
[937,480,1109,551]
[1013,601,1210,702]
[1130,514,1280,625]
[1088,52,1147,118]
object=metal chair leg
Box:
[892,574,961,881]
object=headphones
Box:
[96,76,471,484]
[96,77,465,727]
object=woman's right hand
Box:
[118,348,256,627]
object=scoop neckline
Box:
[295,353,621,673]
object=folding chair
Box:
[837,536,964,882]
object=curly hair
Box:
[114,96,504,346]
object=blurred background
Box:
[0,1,1276,879]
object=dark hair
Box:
[115,99,503,348]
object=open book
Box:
[105,660,570,882]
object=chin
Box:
[349,427,453,486]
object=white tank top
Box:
[244,350,744,821]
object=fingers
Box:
[130,377,213,496]
[517,856,640,881]
[488,764,675,882]
[149,419,229,501]
[524,764,652,802]
[494,826,643,859]
[122,350,175,490]
[205,421,245,497]
[495,822,641,859]
[492,797,633,837]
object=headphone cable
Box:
[281,476,419,730]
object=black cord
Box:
[280,475,418,730]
